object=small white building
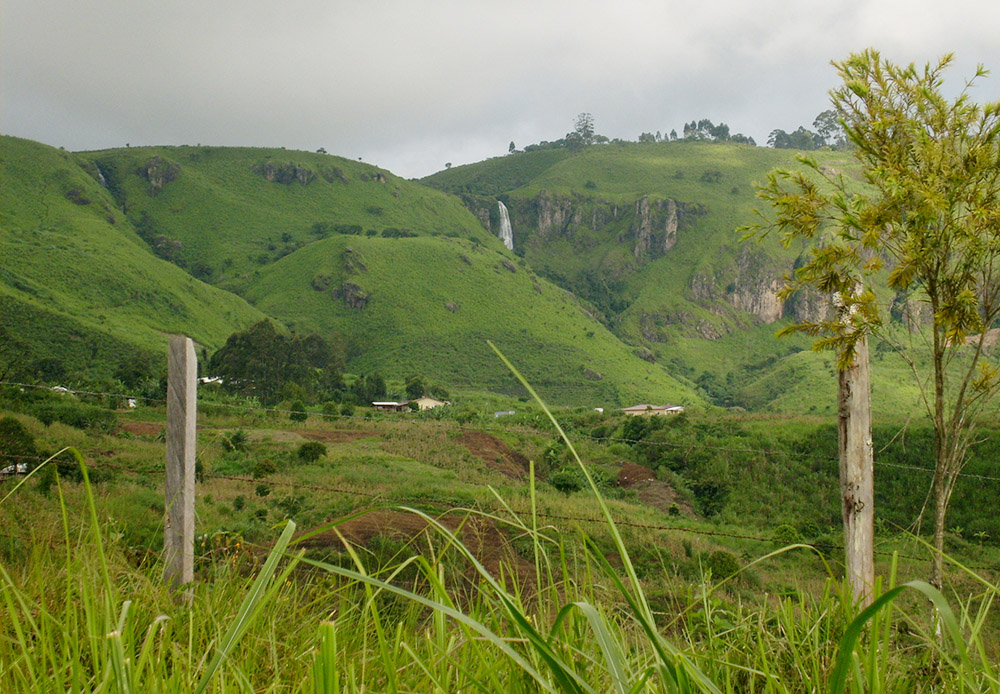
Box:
[620,404,685,417]
[412,396,449,411]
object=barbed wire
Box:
[3,379,996,478]
[4,380,1000,570]
[6,454,998,572]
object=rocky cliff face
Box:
[140,156,180,196]
[480,191,686,265]
[464,189,829,339]
[631,196,677,261]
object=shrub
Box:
[29,401,116,431]
[705,550,740,579]
[549,468,584,494]
[252,458,276,479]
[297,441,327,462]
[0,416,36,468]
[289,401,308,422]
[340,403,355,417]
[221,429,249,452]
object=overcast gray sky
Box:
[5,0,1000,179]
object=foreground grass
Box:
[3,372,999,691]
[2,471,998,692]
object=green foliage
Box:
[0,416,35,468]
[351,372,386,404]
[704,549,741,579]
[751,49,1000,583]
[404,375,425,400]
[288,400,308,422]
[297,441,327,462]
[209,321,343,405]
[221,429,249,452]
[549,467,585,494]
[252,458,276,479]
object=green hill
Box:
[1,135,930,411]
[244,233,700,406]
[0,136,266,381]
[422,141,926,413]
[79,146,493,293]
[4,138,700,405]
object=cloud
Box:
[4,0,1000,177]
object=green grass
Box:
[2,385,999,691]
[244,233,702,406]
[0,136,265,378]
[423,141,899,413]
[79,145,492,293]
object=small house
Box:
[620,404,685,417]
[412,396,449,411]
[372,401,409,412]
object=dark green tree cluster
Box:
[768,110,848,150]
[208,321,344,404]
[681,119,756,145]
[351,372,387,404]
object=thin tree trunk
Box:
[838,336,875,608]
[930,467,947,590]
[930,313,947,591]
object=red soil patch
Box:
[458,431,530,478]
[298,509,534,584]
[617,462,693,516]
[121,421,163,436]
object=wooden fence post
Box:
[165,335,197,588]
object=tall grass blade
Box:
[829,580,972,694]
[193,519,298,694]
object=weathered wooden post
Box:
[165,335,196,588]
[837,292,875,608]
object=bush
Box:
[252,458,277,479]
[340,403,355,417]
[705,550,741,579]
[221,429,249,452]
[0,416,36,468]
[289,401,308,422]
[29,401,116,431]
[297,441,327,462]
[549,468,584,494]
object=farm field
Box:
[2,383,999,691]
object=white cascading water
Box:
[497,201,514,251]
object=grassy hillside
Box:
[244,233,702,406]
[0,136,265,380]
[422,142,923,413]
[79,146,494,293]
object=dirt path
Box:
[458,431,531,478]
[617,461,693,516]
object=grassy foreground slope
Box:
[0,136,265,378]
[245,233,702,406]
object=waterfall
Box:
[94,163,108,188]
[497,201,514,251]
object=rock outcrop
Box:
[631,196,677,261]
[139,156,180,196]
[253,161,316,185]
